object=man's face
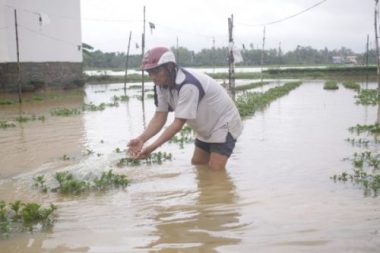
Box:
[147,66,169,86]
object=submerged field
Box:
[0,78,379,252]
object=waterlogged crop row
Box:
[235,81,302,117]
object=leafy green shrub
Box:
[323,80,338,90]
[0,200,57,237]
[34,170,129,195]
[342,81,360,91]
[50,107,81,116]
[0,121,16,129]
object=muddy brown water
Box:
[0,80,379,252]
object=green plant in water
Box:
[236,81,302,117]
[62,154,70,161]
[355,89,378,105]
[118,151,173,167]
[332,151,380,196]
[50,107,81,116]
[53,171,89,195]
[0,200,57,237]
[33,175,49,193]
[342,81,360,91]
[349,123,380,135]
[323,80,339,90]
[93,170,128,191]
[169,125,194,148]
[0,121,16,129]
[34,170,130,195]
[0,99,15,105]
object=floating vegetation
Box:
[34,170,129,195]
[342,81,360,91]
[169,125,194,148]
[0,115,44,130]
[117,151,173,167]
[118,157,141,166]
[236,81,302,117]
[62,154,71,161]
[234,81,269,91]
[83,102,106,111]
[50,107,81,116]
[334,121,380,196]
[112,95,130,102]
[33,176,48,193]
[348,123,380,135]
[146,93,155,99]
[14,114,45,123]
[355,89,378,105]
[0,99,15,105]
[345,137,376,148]
[115,147,123,153]
[0,121,16,129]
[323,80,338,90]
[93,170,129,191]
[331,151,380,197]
[0,200,57,238]
[86,149,95,155]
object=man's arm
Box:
[128,111,168,155]
[135,117,186,159]
[138,111,168,142]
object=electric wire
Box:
[237,0,328,27]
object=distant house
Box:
[332,56,344,64]
[345,55,357,64]
[0,0,82,91]
[332,55,358,65]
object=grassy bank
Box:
[85,66,377,84]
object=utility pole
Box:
[374,0,380,123]
[14,9,22,103]
[176,36,179,65]
[212,37,216,73]
[228,14,235,100]
[366,34,370,88]
[141,6,146,101]
[260,26,266,83]
[124,31,132,91]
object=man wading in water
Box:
[128,47,243,170]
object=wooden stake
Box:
[141,6,146,101]
[228,14,235,100]
[374,0,380,122]
[14,9,22,103]
[124,31,132,91]
[260,26,266,83]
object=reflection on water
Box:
[146,168,243,252]
[0,80,380,253]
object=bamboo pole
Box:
[227,14,235,100]
[141,6,146,101]
[260,26,266,84]
[374,0,380,122]
[14,9,22,103]
[124,31,132,91]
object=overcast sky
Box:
[81,0,374,54]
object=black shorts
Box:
[195,132,237,157]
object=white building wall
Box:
[0,1,9,61]
[0,0,82,63]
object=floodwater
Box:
[0,80,379,252]
[84,65,328,76]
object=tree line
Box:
[83,44,376,69]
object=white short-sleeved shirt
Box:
[156,68,243,143]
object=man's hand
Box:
[127,138,144,157]
[134,145,155,160]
